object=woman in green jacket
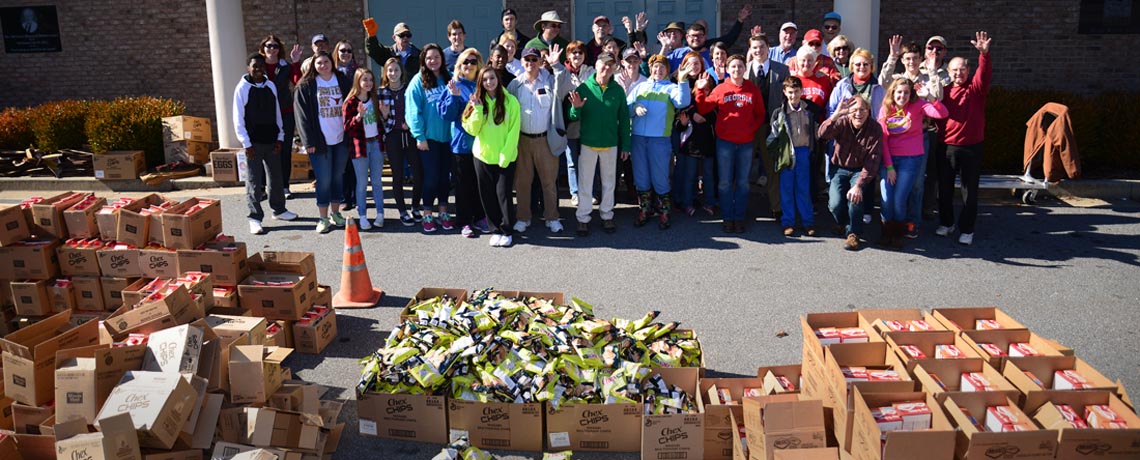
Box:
[462,67,521,247]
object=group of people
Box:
[232,7,994,250]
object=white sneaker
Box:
[958,233,974,245]
[249,219,265,235]
[571,195,580,206]
[498,235,513,247]
[513,220,530,233]
[863,214,872,225]
[373,217,385,228]
[592,196,599,205]
[935,225,955,237]
[547,220,564,233]
[359,218,372,230]
[272,210,298,221]
[488,234,503,247]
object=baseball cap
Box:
[780,22,798,31]
[804,29,823,44]
[594,16,610,25]
[311,34,328,45]
[621,47,641,61]
[926,36,947,47]
[823,12,842,23]
[393,23,411,36]
[595,52,616,65]
[520,47,541,60]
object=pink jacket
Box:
[878,100,948,167]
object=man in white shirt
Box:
[507,46,571,233]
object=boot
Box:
[659,194,673,229]
[890,221,906,250]
[878,220,895,248]
[634,191,651,227]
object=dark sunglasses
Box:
[263,43,281,49]
[338,49,353,53]
[523,56,540,62]
[926,46,945,51]
[462,58,478,65]
[823,25,839,31]
[397,32,412,39]
[834,46,851,52]
[808,41,822,47]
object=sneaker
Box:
[685,206,696,216]
[844,233,861,251]
[284,189,295,200]
[315,218,333,234]
[570,195,580,207]
[783,227,795,237]
[488,234,503,246]
[329,212,346,226]
[473,218,493,233]
[592,196,599,205]
[547,220,564,233]
[757,175,768,186]
[272,211,298,221]
[863,214,873,225]
[461,225,475,238]
[400,212,415,226]
[359,218,372,230]
[439,213,455,230]
[702,204,716,216]
[723,221,735,233]
[342,203,355,212]
[513,220,530,233]
[958,233,974,245]
[498,235,513,247]
[249,219,265,235]
[602,219,616,233]
[422,215,437,233]
[805,227,816,237]
[576,222,589,237]
[412,210,423,222]
[904,222,918,239]
[373,217,385,228]
[935,225,955,237]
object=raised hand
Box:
[633,40,646,58]
[470,95,483,107]
[357,100,367,120]
[738,4,752,22]
[677,63,691,83]
[362,18,378,37]
[696,72,712,89]
[546,43,562,66]
[568,91,586,108]
[447,80,461,96]
[750,25,763,37]
[972,31,992,54]
[888,34,903,58]
[636,12,648,31]
[622,16,633,34]
[833,97,856,117]
[290,44,302,63]
[657,31,671,50]
[915,81,929,99]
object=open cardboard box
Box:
[100,276,139,311]
[62,194,105,239]
[757,364,803,395]
[207,314,267,346]
[177,240,250,285]
[1024,390,1140,460]
[850,388,956,460]
[115,194,169,248]
[58,243,104,277]
[238,272,315,321]
[0,204,31,246]
[930,307,1028,332]
[943,392,1058,460]
[228,345,293,404]
[138,246,181,279]
[54,343,146,425]
[884,330,983,372]
[28,191,85,239]
[10,279,52,316]
[95,370,200,449]
[292,306,336,354]
[159,198,223,249]
[544,392,642,452]
[856,308,937,337]
[642,367,704,460]
[741,393,827,460]
[400,287,469,321]
[1003,355,1120,398]
[11,402,53,434]
[911,359,1021,405]
[700,376,760,460]
[448,399,544,451]
[0,239,61,280]
[0,311,100,406]
[959,329,1064,369]
[54,412,141,460]
[820,342,916,452]
[356,391,448,444]
[800,312,883,372]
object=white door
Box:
[573,0,718,43]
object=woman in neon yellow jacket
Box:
[462,67,521,248]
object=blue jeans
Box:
[566,137,580,196]
[716,139,752,220]
[880,155,923,222]
[420,140,453,210]
[780,146,813,228]
[309,142,349,207]
[829,167,865,235]
[352,139,385,218]
[631,135,673,194]
[905,132,934,223]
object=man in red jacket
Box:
[936,31,992,246]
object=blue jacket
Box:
[829,76,887,119]
[439,77,476,154]
[405,72,452,144]
[627,79,690,138]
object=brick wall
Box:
[1,0,1137,135]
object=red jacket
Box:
[940,52,991,146]
[342,95,383,159]
[695,79,766,144]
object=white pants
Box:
[576,145,617,223]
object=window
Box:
[1079,0,1140,34]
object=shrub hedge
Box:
[28,100,90,151]
[85,97,185,167]
[0,107,34,150]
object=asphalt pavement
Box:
[4,184,1138,460]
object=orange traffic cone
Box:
[332,216,383,308]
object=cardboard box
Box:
[642,367,704,460]
[290,153,311,181]
[95,194,158,242]
[60,196,104,239]
[138,247,180,279]
[930,307,1028,332]
[912,359,1020,406]
[0,204,31,246]
[943,392,1058,460]
[959,329,1063,369]
[850,389,955,460]
[54,412,141,460]
[1,311,100,405]
[209,442,293,460]
[292,307,336,354]
[28,192,85,239]
[742,395,827,460]
[71,276,104,311]
[10,279,51,317]
[356,392,447,444]
[49,278,77,313]
[401,287,469,321]
[101,276,139,311]
[239,272,316,321]
[97,245,143,278]
[244,407,325,453]
[212,286,239,310]
[819,342,916,452]
[757,365,802,395]
[54,344,147,425]
[165,140,213,164]
[1003,356,1119,399]
[93,151,146,180]
[545,401,642,452]
[800,312,883,375]
[210,149,247,183]
[228,345,292,404]
[103,285,203,339]
[774,448,839,460]
[447,399,543,451]
[141,324,206,374]
[1026,391,1140,460]
[0,239,60,280]
[248,251,316,276]
[143,450,203,460]
[163,116,213,142]
[178,241,249,285]
[884,331,982,372]
[11,402,53,434]
[58,243,103,277]
[700,376,763,460]
[160,198,223,249]
[95,371,199,449]
[207,314,267,346]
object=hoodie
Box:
[404,72,453,144]
[232,75,283,148]
[438,77,477,154]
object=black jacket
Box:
[365,36,420,83]
[293,73,352,152]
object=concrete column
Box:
[834,0,880,58]
[206,0,246,149]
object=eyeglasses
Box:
[397,32,412,39]
[264,43,280,49]
[338,49,353,54]
[852,62,870,67]
[835,46,850,52]
[823,25,839,31]
[926,46,944,52]
[462,58,478,65]
[570,50,583,55]
[547,23,562,29]
[687,33,706,38]
[808,41,821,47]
[523,56,539,62]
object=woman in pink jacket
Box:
[877,77,947,248]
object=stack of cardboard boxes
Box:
[0,194,343,460]
[163,116,214,165]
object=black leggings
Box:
[453,154,485,227]
[385,130,422,214]
[474,159,515,236]
[937,142,983,234]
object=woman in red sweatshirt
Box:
[694,54,765,233]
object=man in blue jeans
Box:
[818,97,882,250]
[233,54,297,235]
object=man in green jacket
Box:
[568,52,631,236]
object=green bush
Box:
[86,96,184,168]
[28,100,91,151]
[0,107,34,150]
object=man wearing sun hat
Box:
[526,10,569,63]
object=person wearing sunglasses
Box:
[439,48,491,238]
[526,11,569,63]
[259,35,303,200]
[821,12,842,54]
[789,29,840,83]
[333,40,360,212]
[362,19,421,82]
[827,48,885,191]
[918,35,951,225]
[827,35,853,80]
